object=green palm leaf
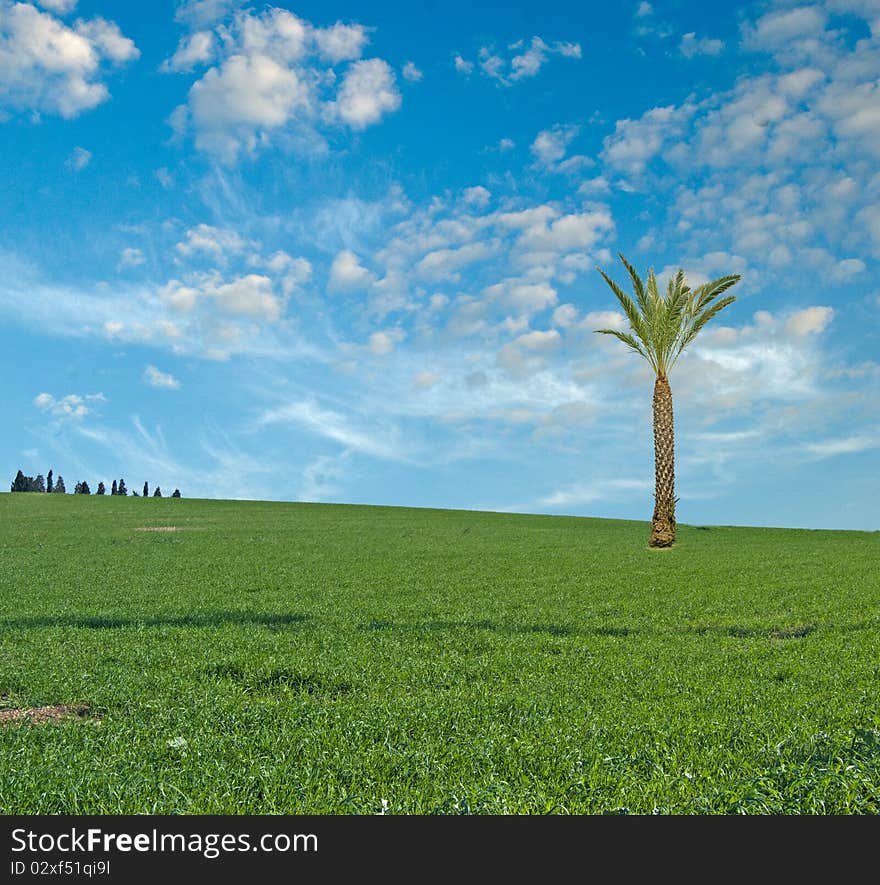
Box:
[595,256,741,377]
[595,328,650,363]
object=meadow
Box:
[1,492,878,814]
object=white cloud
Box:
[805,434,880,458]
[509,36,581,81]
[333,58,400,129]
[0,251,319,363]
[35,0,77,12]
[413,371,439,389]
[453,54,473,74]
[597,7,880,293]
[368,328,405,355]
[416,241,495,282]
[0,2,139,118]
[742,6,829,53]
[65,146,91,171]
[516,329,561,351]
[364,193,614,330]
[252,250,312,293]
[680,32,724,58]
[578,176,611,195]
[541,478,651,507]
[328,250,376,292]
[483,279,558,314]
[169,8,399,162]
[632,0,673,39]
[174,0,241,29]
[75,17,139,63]
[212,274,281,321]
[159,279,202,312]
[551,304,578,328]
[462,186,491,209]
[143,365,181,390]
[176,223,247,258]
[161,30,215,72]
[118,247,145,269]
[157,270,284,323]
[602,104,694,176]
[517,210,614,253]
[497,329,561,374]
[583,310,626,330]
[313,21,370,63]
[456,36,581,86]
[258,399,404,460]
[34,391,105,419]
[184,53,310,162]
[531,124,579,167]
[834,257,866,279]
[784,305,834,336]
[402,61,422,82]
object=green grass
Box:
[1,492,878,814]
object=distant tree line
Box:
[11,469,180,498]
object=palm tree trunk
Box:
[650,375,676,547]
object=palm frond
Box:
[690,293,737,338]
[596,268,653,352]
[692,275,741,312]
[594,328,650,362]
[673,294,738,364]
[618,254,649,313]
[596,256,741,377]
[659,270,691,371]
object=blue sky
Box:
[1,0,878,529]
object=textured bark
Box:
[650,375,676,547]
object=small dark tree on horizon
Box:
[10,472,180,498]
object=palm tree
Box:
[595,254,741,547]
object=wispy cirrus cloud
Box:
[454,35,581,86]
[143,365,181,390]
[34,391,106,420]
[540,477,652,508]
[257,398,407,461]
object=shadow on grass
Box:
[689,624,817,640]
[363,619,846,640]
[362,618,635,637]
[206,664,353,697]
[0,611,309,630]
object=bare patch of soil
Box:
[135,526,182,532]
[0,705,96,725]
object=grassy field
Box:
[1,492,878,814]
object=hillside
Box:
[1,493,878,813]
